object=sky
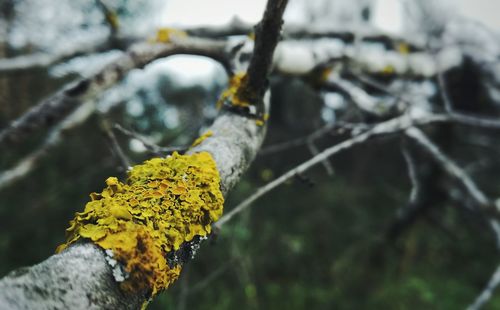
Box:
[456,0,500,29]
[162,0,500,30]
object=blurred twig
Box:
[467,264,500,310]
[0,37,229,148]
[0,102,95,191]
[405,127,500,248]
[113,124,186,155]
[214,113,449,229]
[100,119,131,171]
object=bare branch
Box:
[437,66,453,112]
[100,118,131,171]
[405,127,500,246]
[323,75,391,116]
[402,144,421,205]
[95,0,119,37]
[259,122,337,155]
[0,37,229,147]
[113,124,186,155]
[186,264,231,296]
[467,263,500,310]
[306,140,334,176]
[385,142,441,241]
[0,102,95,191]
[238,0,288,105]
[405,127,492,209]
[448,113,500,130]
[214,113,449,229]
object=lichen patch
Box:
[56,152,224,297]
[191,130,213,148]
[217,72,250,109]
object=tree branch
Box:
[0,38,229,147]
[467,263,500,310]
[0,0,286,307]
[237,0,288,105]
[214,113,449,229]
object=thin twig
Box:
[259,121,370,156]
[307,140,334,176]
[214,113,448,229]
[437,69,453,113]
[323,75,390,116]
[467,263,500,310]
[448,112,500,130]
[187,264,231,296]
[350,72,412,106]
[100,119,131,170]
[113,124,186,155]
[95,0,119,37]
[402,143,421,205]
[0,102,95,191]
[405,127,500,246]
[405,127,491,209]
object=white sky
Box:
[163,0,500,30]
[457,0,500,30]
[163,0,267,26]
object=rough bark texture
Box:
[189,111,267,195]
[0,243,143,310]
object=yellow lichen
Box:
[381,65,395,75]
[217,72,250,109]
[191,130,213,148]
[255,113,270,126]
[56,152,224,297]
[155,28,188,43]
[397,42,410,55]
[217,72,269,126]
[105,11,119,31]
[319,67,334,82]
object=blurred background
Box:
[1,0,500,309]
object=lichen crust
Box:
[154,27,188,43]
[56,151,224,296]
[217,72,250,109]
[191,130,213,148]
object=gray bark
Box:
[0,244,143,310]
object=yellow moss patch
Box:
[191,130,213,148]
[217,72,250,109]
[56,152,224,296]
[155,28,188,43]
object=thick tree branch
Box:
[0,244,143,309]
[0,0,286,307]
